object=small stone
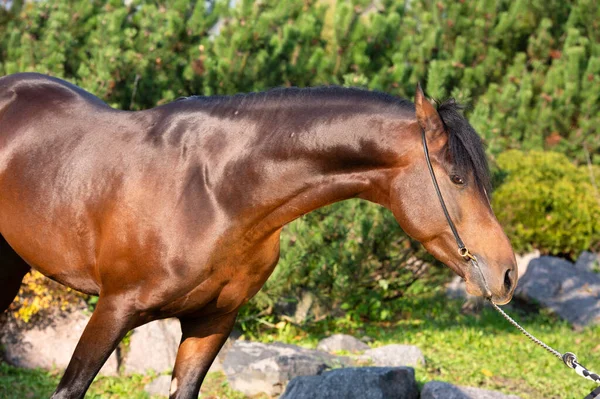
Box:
[360,344,425,367]
[280,367,419,399]
[317,334,370,353]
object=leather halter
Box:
[420,128,476,262]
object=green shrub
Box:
[493,150,600,257]
[1,0,599,163]
[237,200,438,333]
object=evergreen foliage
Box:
[0,0,597,162]
[1,0,599,328]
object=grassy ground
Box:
[1,287,599,398]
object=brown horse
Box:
[0,73,517,399]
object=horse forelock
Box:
[436,99,491,196]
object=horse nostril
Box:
[504,269,513,293]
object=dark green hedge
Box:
[1,0,598,163]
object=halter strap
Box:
[421,129,475,261]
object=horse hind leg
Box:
[0,234,30,313]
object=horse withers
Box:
[0,73,517,399]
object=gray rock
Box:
[446,275,469,300]
[446,251,540,301]
[421,381,521,399]
[515,256,600,327]
[124,318,182,375]
[360,344,425,367]
[515,250,540,278]
[317,334,370,353]
[1,308,118,375]
[144,375,171,397]
[575,251,599,273]
[123,319,238,375]
[222,340,350,397]
[207,328,241,373]
[280,367,418,399]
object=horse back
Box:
[0,74,216,295]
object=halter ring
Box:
[458,247,477,261]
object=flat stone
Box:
[317,334,370,353]
[280,367,418,399]
[1,308,118,375]
[222,340,350,397]
[360,344,425,367]
[144,374,171,397]
[421,381,521,399]
[515,256,600,327]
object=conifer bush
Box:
[493,150,600,257]
[1,0,599,327]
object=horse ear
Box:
[415,83,444,134]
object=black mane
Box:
[182,87,490,193]
[437,99,491,195]
[183,86,414,113]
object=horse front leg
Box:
[51,295,139,399]
[169,311,238,399]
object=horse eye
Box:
[451,175,465,185]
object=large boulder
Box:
[421,381,521,399]
[123,319,238,375]
[317,334,370,353]
[280,367,419,399]
[515,256,600,327]
[0,308,118,375]
[575,251,599,273]
[222,340,350,397]
[360,344,425,367]
[144,374,172,397]
[515,250,541,277]
[123,318,182,375]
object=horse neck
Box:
[219,107,416,240]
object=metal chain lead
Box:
[470,255,600,385]
[488,299,600,385]
[420,119,599,387]
[488,300,562,360]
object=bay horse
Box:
[0,73,517,399]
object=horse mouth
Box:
[464,270,516,305]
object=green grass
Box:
[0,364,249,399]
[253,288,600,399]
[2,286,599,398]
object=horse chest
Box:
[156,235,281,318]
